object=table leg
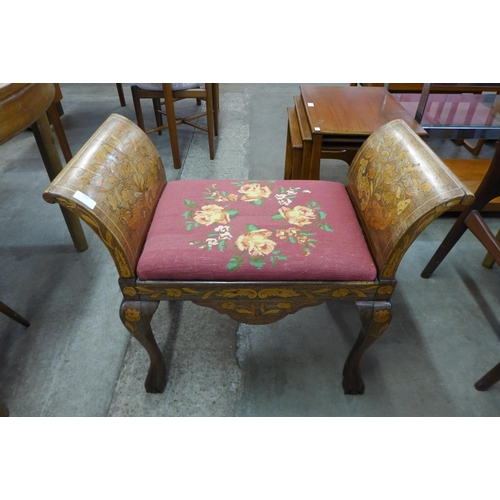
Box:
[309,134,322,180]
[31,114,88,252]
[46,103,73,163]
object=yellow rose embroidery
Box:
[211,190,238,202]
[186,183,334,272]
[236,229,276,256]
[193,205,230,226]
[238,183,272,202]
[279,206,316,226]
[276,227,300,240]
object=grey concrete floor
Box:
[1,83,500,416]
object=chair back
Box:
[346,119,474,279]
[43,114,166,278]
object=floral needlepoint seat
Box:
[43,114,474,397]
[136,179,376,281]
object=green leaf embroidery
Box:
[184,199,197,207]
[247,224,259,232]
[250,256,266,269]
[228,255,243,271]
[317,223,334,232]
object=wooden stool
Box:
[44,116,473,396]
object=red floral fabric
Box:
[137,180,377,281]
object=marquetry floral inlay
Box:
[356,135,434,231]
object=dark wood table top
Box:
[300,86,427,137]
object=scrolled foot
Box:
[342,365,365,395]
[120,300,166,394]
[341,301,392,396]
[145,362,167,394]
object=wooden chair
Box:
[116,83,126,107]
[460,210,500,391]
[130,83,219,169]
[0,300,29,416]
[421,138,500,278]
[43,115,473,396]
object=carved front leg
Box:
[119,300,166,393]
[342,301,392,395]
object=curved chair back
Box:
[346,119,474,279]
[43,114,166,278]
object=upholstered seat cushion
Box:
[137,180,377,281]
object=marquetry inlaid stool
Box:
[44,114,472,397]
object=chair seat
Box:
[132,83,202,91]
[137,179,377,281]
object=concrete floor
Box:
[1,83,500,416]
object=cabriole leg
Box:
[342,301,392,395]
[119,300,166,393]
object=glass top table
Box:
[391,83,500,139]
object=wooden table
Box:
[299,86,428,179]
[0,83,87,251]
